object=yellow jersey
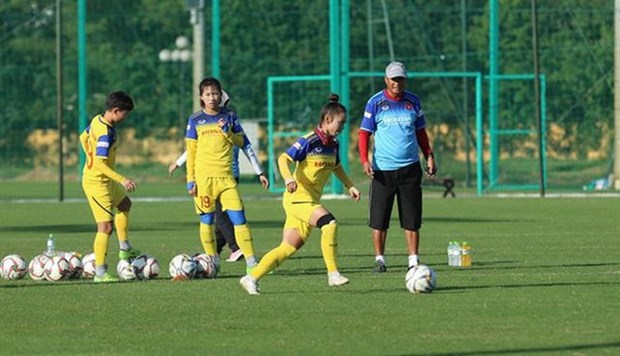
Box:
[79,115,124,184]
[280,129,353,204]
[185,108,246,182]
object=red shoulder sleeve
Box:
[358,130,371,164]
[416,127,433,159]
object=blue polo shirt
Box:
[360,89,426,171]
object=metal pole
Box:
[191,1,205,111]
[488,0,499,188]
[77,0,87,176]
[380,0,394,61]
[329,0,343,194]
[475,74,483,196]
[531,0,545,197]
[340,0,350,174]
[461,0,471,188]
[367,0,374,92]
[56,0,64,202]
[614,0,620,189]
[179,62,185,125]
[211,0,220,79]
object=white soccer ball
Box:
[169,254,197,280]
[63,252,83,279]
[142,256,160,280]
[405,264,437,294]
[1,254,28,280]
[130,255,149,280]
[81,253,96,279]
[44,256,71,282]
[28,254,50,280]
[117,259,136,281]
[192,253,218,279]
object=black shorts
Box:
[368,162,422,231]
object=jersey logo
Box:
[405,102,413,110]
[314,161,336,167]
[381,105,389,111]
[315,147,323,153]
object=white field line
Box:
[4,192,620,204]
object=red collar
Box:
[314,127,335,146]
[383,89,403,101]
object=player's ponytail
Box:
[319,93,346,124]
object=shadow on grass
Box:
[0,276,189,289]
[410,341,620,356]
[468,261,620,270]
[439,280,620,293]
[424,217,525,224]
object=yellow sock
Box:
[114,210,129,241]
[233,224,255,259]
[320,222,339,273]
[93,232,110,266]
[199,223,217,256]
[250,243,297,280]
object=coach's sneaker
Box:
[93,272,120,283]
[372,260,387,273]
[328,271,350,287]
[119,248,141,260]
[240,275,260,295]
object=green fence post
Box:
[77,0,87,177]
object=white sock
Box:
[408,254,419,268]
[95,265,106,277]
[245,255,257,267]
[119,241,131,251]
[375,255,385,263]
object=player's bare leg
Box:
[404,229,420,268]
[372,229,387,272]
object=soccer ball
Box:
[44,255,71,282]
[169,254,197,280]
[142,256,160,280]
[405,264,437,294]
[81,253,96,279]
[130,255,149,280]
[1,254,27,280]
[192,253,218,279]
[63,252,83,279]
[117,259,136,281]
[28,254,50,281]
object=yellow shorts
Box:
[193,176,244,214]
[82,180,126,222]
[282,200,323,241]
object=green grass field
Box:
[1,184,619,355]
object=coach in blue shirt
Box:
[358,61,438,273]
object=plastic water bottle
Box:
[447,241,461,267]
[446,241,455,266]
[46,234,56,257]
[461,241,472,267]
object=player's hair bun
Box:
[328,93,340,104]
